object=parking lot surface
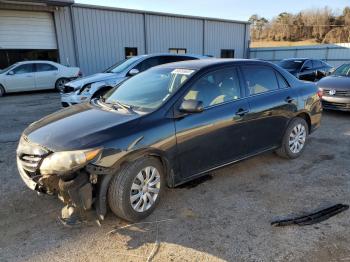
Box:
[1,92,349,262]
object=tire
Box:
[276,117,309,159]
[55,78,69,92]
[0,84,5,97]
[91,86,112,99]
[108,157,164,222]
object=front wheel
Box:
[276,117,309,159]
[108,157,164,222]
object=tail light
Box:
[317,88,323,98]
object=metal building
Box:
[0,0,250,75]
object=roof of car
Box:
[155,58,267,70]
[17,60,58,64]
[281,58,309,61]
[136,53,210,59]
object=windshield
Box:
[0,63,18,74]
[104,56,142,73]
[103,67,196,112]
[278,60,304,70]
[333,64,350,77]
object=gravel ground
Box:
[0,92,349,262]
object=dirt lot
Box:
[0,92,349,262]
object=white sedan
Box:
[0,61,81,96]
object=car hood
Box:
[23,103,141,151]
[317,75,350,90]
[66,73,124,89]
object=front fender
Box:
[93,147,174,220]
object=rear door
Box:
[240,65,298,153]
[34,63,58,89]
[4,63,36,92]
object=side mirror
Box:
[128,68,140,76]
[8,70,14,75]
[179,99,204,114]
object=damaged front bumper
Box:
[16,137,111,226]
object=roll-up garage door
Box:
[0,10,57,49]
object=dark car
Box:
[17,59,322,225]
[278,58,333,82]
[317,63,350,111]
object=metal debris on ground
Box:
[271,204,349,227]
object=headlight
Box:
[40,148,102,175]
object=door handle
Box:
[236,108,249,116]
[26,75,33,78]
[285,96,295,103]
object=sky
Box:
[75,0,349,21]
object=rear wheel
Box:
[55,78,69,92]
[276,117,309,159]
[0,84,5,97]
[108,157,164,222]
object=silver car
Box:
[0,61,81,96]
[60,53,208,107]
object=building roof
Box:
[5,0,74,6]
[74,3,250,25]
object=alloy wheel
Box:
[130,166,161,212]
[56,79,68,92]
[289,124,306,154]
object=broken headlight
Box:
[40,148,102,175]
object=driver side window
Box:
[183,67,241,108]
[302,60,313,70]
[13,64,35,74]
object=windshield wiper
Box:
[112,101,136,114]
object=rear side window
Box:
[242,66,279,95]
[276,72,289,88]
[36,63,57,72]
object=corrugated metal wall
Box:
[70,6,145,75]
[53,5,249,75]
[204,20,247,58]
[1,3,249,75]
[145,14,203,54]
[250,44,350,67]
[54,7,77,67]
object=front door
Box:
[299,60,316,81]
[4,63,36,92]
[174,67,250,179]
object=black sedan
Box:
[317,63,350,111]
[278,58,333,82]
[16,59,322,224]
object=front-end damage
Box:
[16,135,111,226]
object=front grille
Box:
[322,101,350,110]
[323,89,350,97]
[17,136,49,177]
[62,85,76,94]
[18,154,43,174]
